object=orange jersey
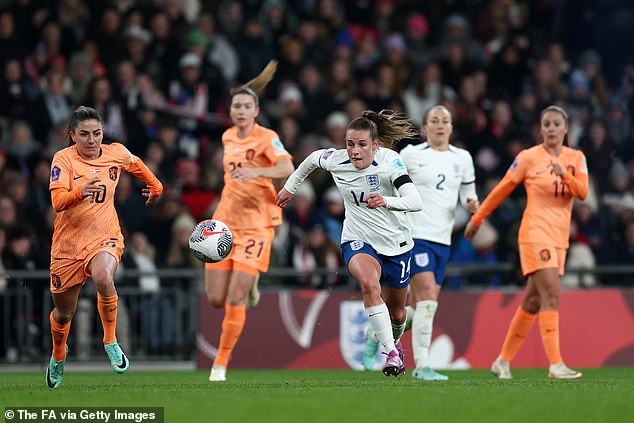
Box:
[49,142,163,259]
[471,144,588,248]
[213,124,292,229]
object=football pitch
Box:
[2,368,634,423]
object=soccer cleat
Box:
[395,340,406,375]
[247,276,261,308]
[382,350,404,378]
[46,345,68,389]
[362,326,379,371]
[104,342,129,374]
[209,364,227,382]
[412,367,449,381]
[490,356,512,379]
[548,362,582,379]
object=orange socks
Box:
[214,304,246,368]
[97,293,118,344]
[50,310,71,362]
[539,310,563,364]
[500,307,536,361]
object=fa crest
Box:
[366,175,380,191]
[109,166,118,181]
[453,163,462,176]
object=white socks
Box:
[412,300,438,369]
[392,320,406,344]
[404,305,414,331]
[365,303,396,353]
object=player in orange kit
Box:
[46,106,163,388]
[465,105,588,379]
[205,61,294,381]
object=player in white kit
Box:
[362,106,479,380]
[277,110,422,377]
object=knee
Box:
[55,309,75,325]
[206,293,225,309]
[522,295,541,314]
[358,278,381,300]
[91,267,114,289]
[543,294,560,309]
[389,307,406,324]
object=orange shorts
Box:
[49,240,123,294]
[518,243,566,276]
[205,226,275,276]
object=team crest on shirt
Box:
[539,249,551,261]
[366,175,380,191]
[453,163,462,176]
[51,166,60,182]
[109,166,118,181]
[51,274,61,288]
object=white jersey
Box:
[284,147,416,256]
[401,143,477,245]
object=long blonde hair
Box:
[230,60,278,106]
[347,110,419,149]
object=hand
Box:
[549,160,566,178]
[231,167,259,182]
[467,198,480,213]
[142,186,160,206]
[365,193,386,209]
[464,221,480,240]
[276,188,294,208]
[81,177,102,198]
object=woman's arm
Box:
[282,150,323,194]
[126,157,163,205]
[276,151,324,208]
[470,174,519,227]
[231,157,295,181]
[368,179,423,212]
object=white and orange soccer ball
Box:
[189,219,233,263]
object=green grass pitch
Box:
[2,369,634,423]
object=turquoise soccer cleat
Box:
[104,341,130,374]
[412,367,449,381]
[46,345,68,389]
[362,326,379,370]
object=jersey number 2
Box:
[436,174,446,190]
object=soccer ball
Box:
[189,219,233,263]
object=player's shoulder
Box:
[221,126,237,141]
[517,144,543,161]
[562,145,585,159]
[254,124,279,140]
[319,148,347,165]
[377,148,407,171]
[448,144,474,161]
[103,142,126,152]
[401,142,429,155]
[103,142,134,159]
[52,146,76,161]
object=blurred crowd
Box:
[1,0,634,293]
